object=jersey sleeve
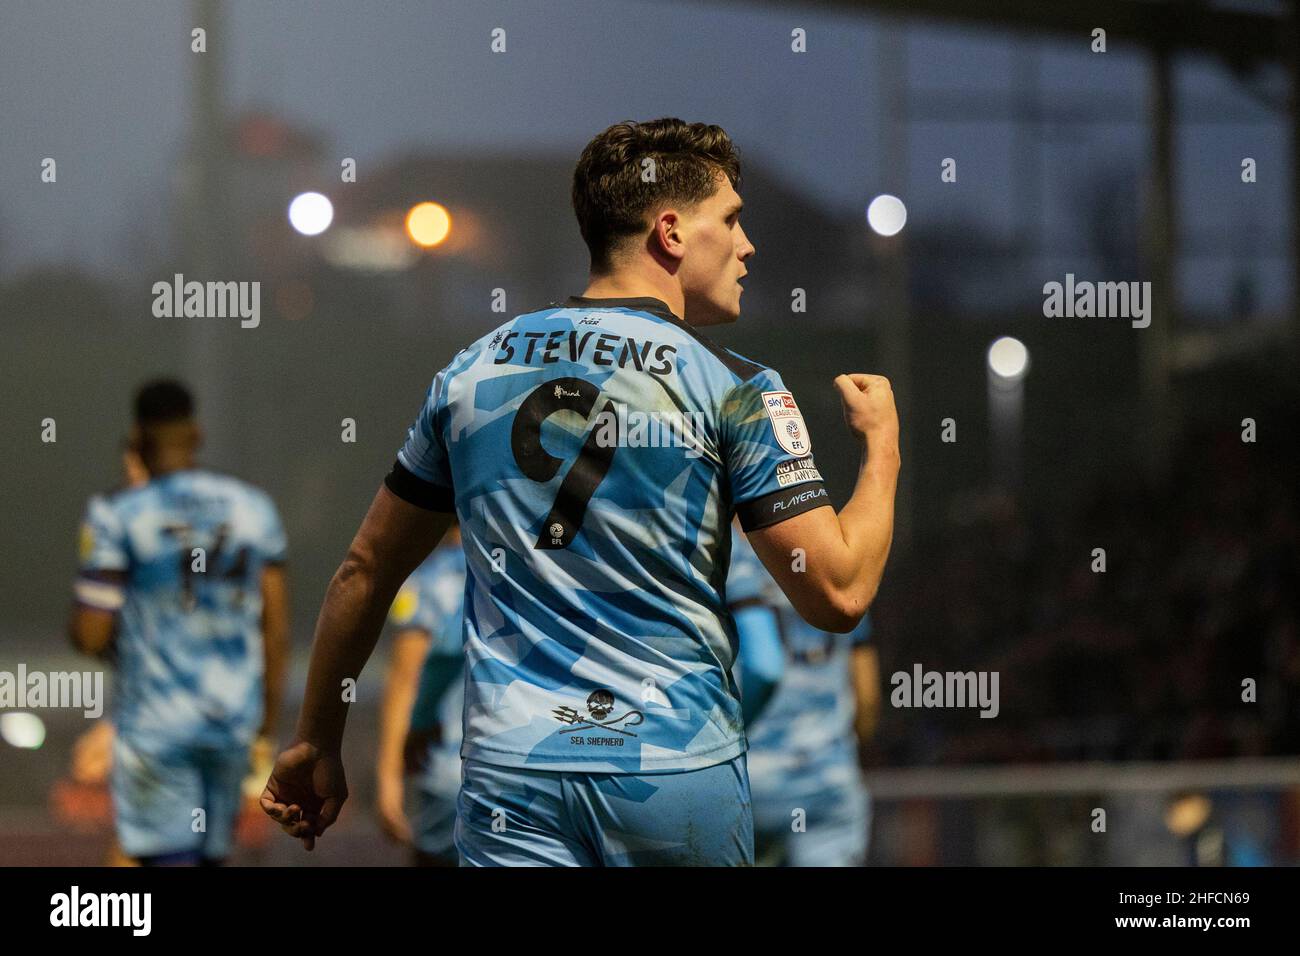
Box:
[720,367,830,531]
[74,496,128,611]
[387,576,437,636]
[257,493,288,565]
[387,366,456,512]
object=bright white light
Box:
[1,712,46,749]
[288,192,334,236]
[866,194,907,237]
[987,336,1030,381]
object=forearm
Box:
[830,440,900,616]
[851,646,882,743]
[295,559,401,753]
[377,636,426,782]
[260,648,284,738]
[261,623,288,738]
[258,567,290,738]
[377,687,414,785]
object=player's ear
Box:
[651,210,685,264]
[192,422,205,453]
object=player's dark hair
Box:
[134,379,195,426]
[572,118,742,273]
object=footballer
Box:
[71,380,290,865]
[263,118,899,866]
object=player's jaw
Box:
[681,244,751,327]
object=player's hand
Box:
[259,740,348,851]
[71,721,114,786]
[834,373,899,450]
[375,775,411,845]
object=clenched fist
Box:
[834,373,899,452]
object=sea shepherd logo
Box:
[553,690,643,747]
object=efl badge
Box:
[78,523,95,564]
[389,586,419,626]
[761,390,811,456]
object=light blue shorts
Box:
[752,764,871,867]
[455,754,753,866]
[111,735,247,862]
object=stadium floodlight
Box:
[987,336,1030,382]
[288,192,334,236]
[0,712,45,749]
[405,201,453,248]
[866,194,907,237]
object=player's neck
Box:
[580,273,685,323]
[145,453,197,477]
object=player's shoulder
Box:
[450,297,779,398]
[176,469,281,520]
[188,468,270,501]
[710,343,776,385]
[83,487,134,525]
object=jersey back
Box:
[389,295,830,772]
[77,470,287,751]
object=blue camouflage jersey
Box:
[385,295,830,773]
[388,543,467,762]
[75,469,287,752]
[728,528,871,788]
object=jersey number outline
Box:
[161,522,253,611]
[510,377,617,550]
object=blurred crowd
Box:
[873,409,1299,766]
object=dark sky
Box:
[0,0,1289,315]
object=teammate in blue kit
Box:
[375,525,466,865]
[70,380,290,865]
[729,524,881,866]
[262,118,900,866]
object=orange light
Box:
[405,201,452,248]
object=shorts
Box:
[752,763,871,867]
[111,735,248,862]
[455,754,753,866]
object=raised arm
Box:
[747,374,899,633]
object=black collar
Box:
[562,295,682,324]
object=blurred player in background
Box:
[375,523,465,865]
[263,118,899,866]
[50,444,149,865]
[69,380,290,866]
[730,521,880,866]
